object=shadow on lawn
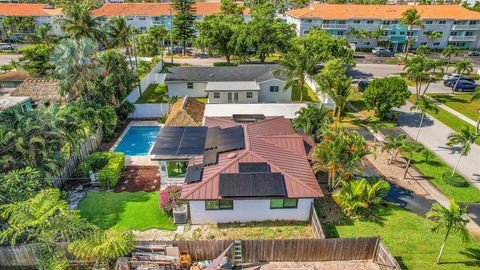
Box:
[79,192,152,230]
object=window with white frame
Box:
[213,92,220,98]
[187,82,194,89]
[246,92,253,98]
[270,86,279,92]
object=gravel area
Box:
[253,260,380,270]
[115,166,160,192]
[133,229,176,241]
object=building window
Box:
[303,30,309,35]
[364,41,371,46]
[246,92,253,98]
[337,31,344,35]
[439,20,447,24]
[126,16,133,21]
[353,20,361,24]
[399,31,405,35]
[420,42,427,46]
[425,20,433,25]
[140,27,147,32]
[270,86,279,92]
[466,31,474,36]
[187,82,194,89]
[138,16,146,21]
[270,199,298,209]
[167,161,188,178]
[366,20,374,24]
[390,31,395,35]
[213,92,220,98]
[304,19,312,23]
[205,200,234,210]
[433,42,440,46]
[470,21,477,25]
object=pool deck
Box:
[110,121,161,166]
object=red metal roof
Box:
[181,116,323,200]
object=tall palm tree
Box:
[274,38,316,103]
[317,75,353,122]
[292,103,332,142]
[470,87,480,135]
[400,8,423,60]
[447,126,477,177]
[427,199,470,264]
[381,134,406,164]
[369,122,387,148]
[402,140,424,178]
[452,58,473,95]
[427,31,442,48]
[442,45,457,73]
[26,23,59,49]
[56,0,105,45]
[105,16,133,69]
[410,95,439,143]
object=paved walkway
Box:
[429,97,478,126]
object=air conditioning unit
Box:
[173,204,188,224]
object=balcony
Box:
[322,24,348,30]
[449,35,477,42]
[452,24,480,31]
[381,25,393,30]
[408,25,422,31]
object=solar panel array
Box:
[185,164,203,183]
[238,162,270,173]
[150,127,207,158]
[219,173,286,197]
[217,126,245,153]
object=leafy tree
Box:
[410,95,438,143]
[400,8,423,59]
[146,25,168,54]
[195,14,242,63]
[442,45,457,71]
[404,55,444,99]
[69,228,135,268]
[427,31,442,47]
[172,0,196,55]
[19,44,53,77]
[26,23,60,49]
[363,77,410,120]
[447,126,477,177]
[382,134,406,164]
[415,45,431,56]
[220,0,245,16]
[2,16,35,41]
[313,127,370,190]
[0,167,46,205]
[427,200,470,264]
[292,103,332,142]
[135,32,159,57]
[303,29,355,66]
[451,58,473,95]
[105,16,134,69]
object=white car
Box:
[442,73,461,80]
[371,47,385,54]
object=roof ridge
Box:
[256,136,307,161]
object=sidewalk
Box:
[428,96,477,126]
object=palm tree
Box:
[55,0,105,45]
[317,74,353,122]
[427,199,470,264]
[410,95,439,143]
[470,87,480,135]
[442,45,457,73]
[368,122,387,148]
[447,126,477,177]
[400,8,423,60]
[452,58,473,95]
[274,38,316,103]
[292,103,332,142]
[382,134,406,164]
[427,31,442,48]
[26,23,59,49]
[402,140,424,178]
[105,16,134,69]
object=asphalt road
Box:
[0,54,21,66]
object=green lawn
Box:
[136,84,169,104]
[291,84,320,102]
[79,191,176,231]
[429,93,480,122]
[400,147,480,203]
[194,97,208,103]
[323,204,480,270]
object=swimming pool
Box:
[114,126,160,156]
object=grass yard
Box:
[194,97,208,103]
[347,89,397,128]
[400,147,480,203]
[323,204,480,270]
[428,93,480,122]
[79,191,176,231]
[136,84,169,104]
[291,84,320,102]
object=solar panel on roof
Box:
[239,162,270,173]
[203,149,218,166]
[219,173,286,197]
[149,127,207,159]
[185,165,203,183]
[217,126,244,153]
[205,127,220,150]
[233,114,265,123]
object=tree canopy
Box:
[363,77,411,119]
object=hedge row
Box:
[75,152,125,188]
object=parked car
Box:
[443,77,474,87]
[371,47,385,54]
[375,49,394,57]
[0,43,15,51]
[357,80,370,92]
[452,81,477,92]
[443,73,463,80]
[468,50,480,57]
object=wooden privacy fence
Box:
[310,203,325,239]
[0,238,400,269]
[52,127,103,187]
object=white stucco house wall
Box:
[164,65,292,103]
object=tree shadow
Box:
[394,256,410,270]
[459,247,480,266]
[395,110,435,128]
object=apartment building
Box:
[286,4,480,51]
[0,3,63,40]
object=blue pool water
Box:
[114,126,160,156]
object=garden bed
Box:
[115,166,160,192]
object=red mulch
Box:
[115,166,160,192]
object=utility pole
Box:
[169,8,173,65]
[131,30,142,96]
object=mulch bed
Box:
[115,166,161,192]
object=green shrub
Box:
[442,173,469,187]
[98,152,125,188]
[213,62,238,67]
[74,152,110,178]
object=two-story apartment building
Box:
[0,3,63,41]
[286,4,480,51]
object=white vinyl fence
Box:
[130,103,171,119]
[305,74,335,110]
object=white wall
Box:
[189,199,313,224]
[305,74,335,110]
[130,103,170,118]
[207,90,259,103]
[167,82,208,98]
[258,79,292,102]
[204,103,308,119]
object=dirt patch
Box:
[177,221,314,240]
[115,166,160,192]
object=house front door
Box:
[234,92,238,103]
[228,92,232,103]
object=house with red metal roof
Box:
[149,115,323,224]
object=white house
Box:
[164,65,292,103]
[149,115,323,224]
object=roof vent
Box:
[227,153,237,159]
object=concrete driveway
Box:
[0,54,21,66]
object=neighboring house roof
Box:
[205,81,261,91]
[164,96,205,127]
[0,4,62,16]
[92,2,250,17]
[0,71,29,82]
[181,116,323,200]
[165,65,285,83]
[10,79,64,103]
[287,4,480,20]
[0,93,29,110]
